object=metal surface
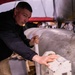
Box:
[41,51,72,75]
[9,59,28,75]
[24,28,75,75]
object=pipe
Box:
[34,43,41,75]
[24,28,75,75]
[24,28,44,75]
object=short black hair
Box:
[16,1,32,12]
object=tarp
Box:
[1,0,75,21]
[0,0,54,22]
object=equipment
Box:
[41,51,72,75]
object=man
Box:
[0,1,57,67]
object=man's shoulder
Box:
[0,8,14,18]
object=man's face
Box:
[14,8,32,26]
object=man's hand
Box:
[29,35,39,46]
[32,54,58,66]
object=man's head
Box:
[14,1,32,26]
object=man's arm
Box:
[0,30,37,61]
[0,30,58,65]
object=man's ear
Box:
[14,8,18,16]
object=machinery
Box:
[41,51,72,75]
[24,28,75,75]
